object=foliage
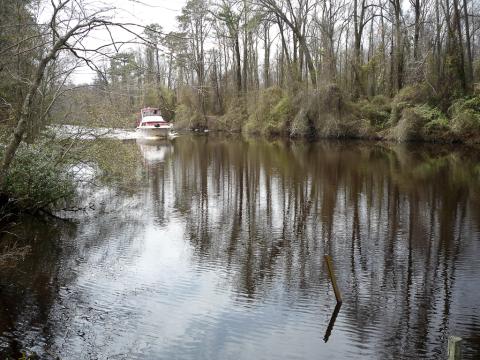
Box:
[393,84,432,105]
[2,142,76,210]
[290,85,371,139]
[266,96,295,135]
[245,87,294,135]
[173,87,207,129]
[354,98,391,128]
[217,97,248,132]
[83,140,144,193]
[389,84,433,126]
[159,87,177,121]
[52,86,136,129]
[173,104,203,130]
[392,104,451,142]
[449,96,480,136]
[391,107,423,142]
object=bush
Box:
[392,107,426,141]
[297,85,343,137]
[312,84,370,138]
[290,84,371,138]
[218,97,248,132]
[389,101,409,126]
[355,99,391,128]
[389,84,433,126]
[173,104,202,130]
[392,104,450,142]
[290,107,310,137]
[449,96,480,136]
[265,96,295,135]
[371,95,390,106]
[2,142,75,210]
[419,105,452,141]
[245,87,295,135]
[393,84,432,105]
[451,110,480,135]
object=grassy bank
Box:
[173,84,480,144]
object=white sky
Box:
[69,0,187,84]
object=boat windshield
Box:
[142,108,160,117]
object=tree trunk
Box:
[435,0,442,79]
[0,18,91,185]
[413,0,420,61]
[242,0,248,93]
[352,0,365,98]
[235,36,242,93]
[452,0,466,90]
[394,0,404,92]
[298,35,317,87]
[462,0,473,87]
[1,45,61,184]
[167,52,173,90]
[264,23,270,88]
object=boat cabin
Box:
[137,107,168,127]
[142,107,161,117]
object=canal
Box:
[1,135,479,359]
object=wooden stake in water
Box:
[324,255,342,303]
[448,336,462,360]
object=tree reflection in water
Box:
[0,135,479,359]
[171,136,480,358]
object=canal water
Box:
[0,135,479,359]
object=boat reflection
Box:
[136,138,174,164]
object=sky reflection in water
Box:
[0,135,479,359]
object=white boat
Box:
[136,107,172,139]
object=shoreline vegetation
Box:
[1,0,480,219]
[173,84,480,144]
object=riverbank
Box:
[174,84,480,145]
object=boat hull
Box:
[136,126,171,139]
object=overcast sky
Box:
[70,0,187,83]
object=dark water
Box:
[1,135,480,359]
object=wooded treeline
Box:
[2,0,480,147]
[70,0,480,140]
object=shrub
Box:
[392,104,450,142]
[2,142,76,210]
[302,85,343,137]
[392,107,425,141]
[451,110,480,135]
[390,84,433,126]
[393,84,432,105]
[245,87,295,136]
[289,84,371,138]
[173,104,202,130]
[290,107,310,137]
[218,97,248,132]
[355,99,391,128]
[311,84,368,138]
[449,96,480,136]
[177,86,198,111]
[371,95,390,106]
[265,95,295,135]
[389,101,409,126]
[420,106,452,141]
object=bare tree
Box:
[0,0,162,185]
